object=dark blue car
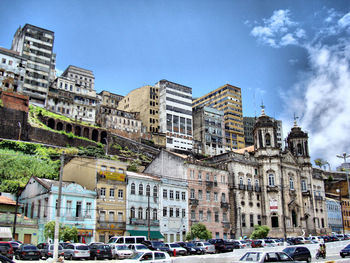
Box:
[340,244,350,258]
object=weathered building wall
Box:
[0,106,28,140]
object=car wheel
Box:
[307,256,311,262]
[94,255,98,260]
[15,255,20,260]
[69,254,73,260]
[341,255,345,258]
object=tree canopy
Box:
[250,225,270,239]
[185,223,212,241]
[44,221,78,242]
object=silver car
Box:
[110,244,133,259]
[63,243,90,260]
[235,251,303,263]
[195,241,216,254]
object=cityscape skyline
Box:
[1,0,350,167]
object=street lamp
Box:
[336,189,345,236]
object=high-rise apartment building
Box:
[193,106,226,156]
[11,24,55,106]
[193,84,244,150]
[156,80,193,152]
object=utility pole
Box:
[147,193,151,240]
[12,188,20,239]
[53,152,64,261]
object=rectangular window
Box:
[169,190,174,200]
[182,209,186,218]
[199,210,203,221]
[163,189,168,198]
[76,201,82,217]
[173,115,179,133]
[207,211,211,222]
[170,208,174,217]
[214,192,218,202]
[176,191,180,200]
[86,202,91,216]
[118,189,123,199]
[242,214,246,227]
[163,207,167,217]
[250,214,254,227]
[99,211,106,221]
[66,200,72,216]
[167,114,172,132]
[206,191,210,201]
[109,211,115,222]
[190,189,195,199]
[100,188,106,197]
[110,188,115,198]
[198,190,202,200]
[176,208,180,217]
[181,192,186,201]
[186,118,192,135]
[191,210,195,220]
[215,212,219,222]
[180,117,186,134]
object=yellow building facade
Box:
[192,84,245,150]
[117,85,166,147]
[62,157,128,242]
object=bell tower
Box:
[286,117,309,158]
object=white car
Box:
[110,244,133,259]
[195,241,216,254]
[164,243,187,256]
[233,240,250,248]
[128,244,152,253]
[234,251,303,263]
[122,251,171,263]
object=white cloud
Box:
[338,12,350,28]
[56,68,63,76]
[250,9,305,48]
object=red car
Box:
[0,242,14,260]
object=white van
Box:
[108,236,147,245]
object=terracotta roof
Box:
[233,145,255,154]
[0,196,16,206]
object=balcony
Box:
[255,186,261,192]
[97,220,126,230]
[222,222,230,229]
[189,199,199,206]
[206,181,213,188]
[65,215,91,221]
[267,185,279,192]
[220,202,229,209]
[247,185,253,192]
[314,195,323,201]
[238,184,246,190]
[129,218,159,226]
[0,213,38,226]
[302,190,311,196]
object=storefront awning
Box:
[127,230,164,239]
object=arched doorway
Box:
[75,126,81,136]
[83,127,89,138]
[100,131,107,143]
[92,129,99,142]
[48,119,55,129]
[66,124,72,133]
[56,122,63,131]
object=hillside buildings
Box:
[0,47,27,93]
[11,24,55,106]
[193,84,244,151]
[156,80,193,152]
[193,106,226,156]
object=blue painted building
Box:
[19,176,96,244]
[326,197,343,233]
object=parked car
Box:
[0,254,15,263]
[128,244,152,254]
[15,244,40,260]
[164,243,187,256]
[89,243,113,260]
[235,251,303,263]
[232,240,249,249]
[122,251,171,262]
[9,242,20,253]
[207,239,234,253]
[63,243,90,260]
[176,242,204,255]
[251,240,263,248]
[0,242,13,260]
[142,240,170,253]
[283,246,312,262]
[40,244,64,259]
[194,241,216,254]
[109,244,133,259]
[340,243,350,258]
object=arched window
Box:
[207,210,212,222]
[290,177,294,190]
[153,209,157,220]
[131,183,135,195]
[247,178,252,187]
[153,186,158,197]
[301,180,307,191]
[268,174,275,186]
[138,208,143,219]
[139,184,143,195]
[255,179,259,188]
[221,193,226,202]
[265,133,271,146]
[146,185,151,196]
[297,143,303,155]
[239,177,243,186]
[130,207,135,218]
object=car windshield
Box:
[151,242,164,248]
[136,245,147,249]
[345,244,350,249]
[203,242,211,246]
[170,244,181,248]
[49,245,63,250]
[283,247,295,254]
[116,245,128,250]
[131,252,143,259]
[24,246,37,250]
[240,252,261,261]
[108,237,117,243]
[186,243,195,247]
[76,245,89,250]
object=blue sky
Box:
[1,0,350,168]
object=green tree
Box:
[185,223,212,241]
[314,158,329,170]
[78,145,105,158]
[250,225,270,239]
[44,221,78,242]
[62,226,78,242]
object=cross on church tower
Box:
[260,101,266,116]
[293,113,299,127]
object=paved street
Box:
[12,240,350,263]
